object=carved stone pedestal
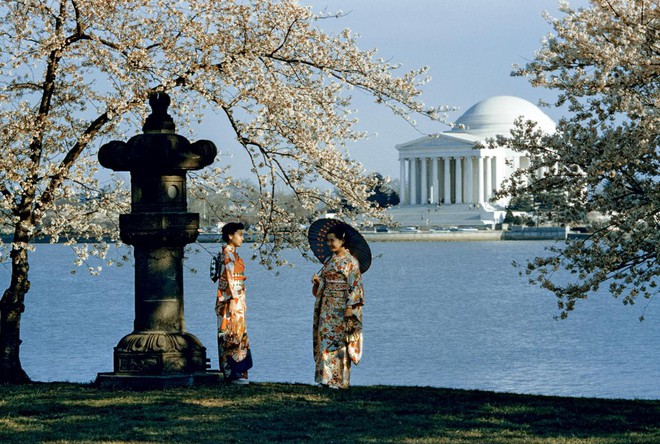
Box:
[115,332,207,373]
[96,331,221,389]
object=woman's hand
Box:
[344,306,353,318]
[311,274,320,296]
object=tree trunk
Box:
[0,228,32,384]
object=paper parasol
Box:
[307,218,372,274]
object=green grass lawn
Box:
[0,382,658,443]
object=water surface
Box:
[4,241,658,399]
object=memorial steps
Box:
[386,203,506,229]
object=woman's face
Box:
[326,233,345,253]
[228,229,244,248]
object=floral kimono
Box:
[313,249,364,389]
[215,244,252,380]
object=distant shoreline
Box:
[363,230,503,242]
[1,226,585,244]
[362,226,582,241]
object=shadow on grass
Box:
[0,382,658,443]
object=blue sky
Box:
[194,0,590,181]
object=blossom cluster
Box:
[498,0,658,318]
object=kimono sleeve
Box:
[217,250,238,302]
[314,257,332,298]
[345,256,364,307]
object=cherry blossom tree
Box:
[493,0,658,319]
[367,173,400,208]
[0,0,443,383]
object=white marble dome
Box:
[452,95,555,137]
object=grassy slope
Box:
[0,382,658,443]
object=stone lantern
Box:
[96,92,218,388]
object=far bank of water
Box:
[4,241,659,399]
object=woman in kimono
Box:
[215,222,252,384]
[311,224,364,389]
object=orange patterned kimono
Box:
[216,244,252,380]
[313,249,364,389]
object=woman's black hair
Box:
[327,224,350,248]
[221,222,245,243]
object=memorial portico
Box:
[395,96,556,210]
[398,154,497,205]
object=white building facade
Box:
[396,96,555,209]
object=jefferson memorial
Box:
[389,95,556,227]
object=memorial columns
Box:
[443,157,451,205]
[410,157,417,205]
[421,157,428,205]
[485,156,493,201]
[455,156,463,204]
[399,158,407,204]
[477,156,484,204]
[466,156,474,204]
[398,152,516,206]
[431,157,438,204]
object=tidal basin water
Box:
[5,241,659,399]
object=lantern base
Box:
[111,331,209,375]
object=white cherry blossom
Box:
[493,0,658,319]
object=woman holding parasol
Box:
[309,219,371,389]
